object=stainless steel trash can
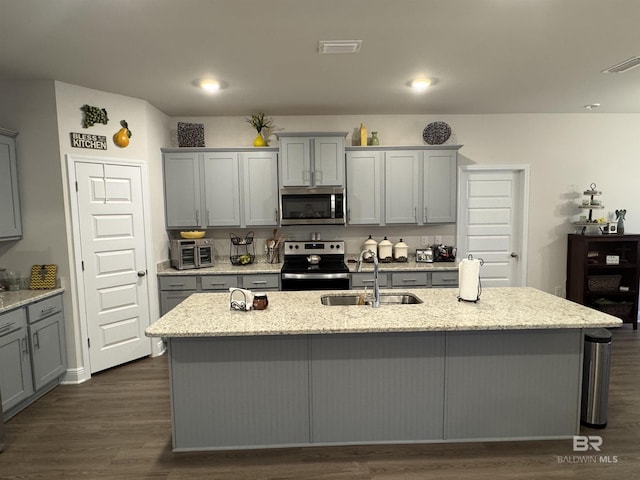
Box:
[581,328,612,429]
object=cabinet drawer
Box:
[27,295,63,324]
[159,276,198,291]
[351,272,388,288]
[432,271,459,287]
[0,308,27,336]
[201,275,238,291]
[241,274,279,290]
[391,272,428,287]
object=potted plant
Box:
[245,113,273,146]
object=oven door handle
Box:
[281,272,350,280]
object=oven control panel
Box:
[283,241,344,255]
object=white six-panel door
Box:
[457,166,529,287]
[74,161,151,373]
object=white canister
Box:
[378,236,393,261]
[363,235,378,261]
[393,239,409,261]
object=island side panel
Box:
[444,329,583,440]
[169,336,311,451]
[310,332,445,443]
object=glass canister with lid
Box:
[393,238,409,262]
[363,235,378,262]
[378,236,393,263]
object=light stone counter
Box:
[145,286,621,338]
[0,288,65,314]
[156,259,457,275]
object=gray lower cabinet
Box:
[0,294,66,419]
[391,271,429,288]
[159,273,280,315]
[0,128,22,240]
[310,332,445,443]
[351,272,388,288]
[0,309,33,412]
[431,270,459,288]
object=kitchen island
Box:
[146,287,621,452]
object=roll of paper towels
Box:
[458,257,482,302]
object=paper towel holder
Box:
[457,254,484,303]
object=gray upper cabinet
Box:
[385,150,421,224]
[241,151,279,226]
[278,133,347,187]
[423,150,457,223]
[346,150,383,225]
[162,148,278,229]
[347,145,460,226]
[203,152,241,227]
[0,128,22,240]
[163,152,202,228]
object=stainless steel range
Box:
[280,240,350,291]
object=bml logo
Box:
[573,435,603,452]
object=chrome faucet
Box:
[356,249,380,308]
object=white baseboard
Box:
[61,366,89,384]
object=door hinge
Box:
[88,337,91,348]
[81,260,85,271]
[75,181,78,192]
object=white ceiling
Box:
[1,0,639,116]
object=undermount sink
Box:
[320,292,423,306]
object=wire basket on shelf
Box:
[592,298,633,317]
[588,275,621,292]
[230,232,255,265]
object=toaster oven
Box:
[170,238,214,270]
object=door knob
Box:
[510,252,518,258]
[137,270,147,277]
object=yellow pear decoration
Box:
[114,120,132,147]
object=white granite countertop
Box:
[156,259,458,275]
[0,288,65,314]
[145,287,622,338]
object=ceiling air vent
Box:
[318,40,362,54]
[602,56,640,73]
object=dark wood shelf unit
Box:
[567,233,640,329]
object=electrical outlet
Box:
[434,235,442,245]
[421,236,430,246]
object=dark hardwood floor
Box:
[1,327,639,480]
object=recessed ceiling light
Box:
[409,78,431,92]
[198,79,222,92]
[318,40,362,54]
[583,103,601,110]
[602,56,640,73]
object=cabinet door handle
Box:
[169,282,185,287]
[22,337,29,354]
[251,280,267,285]
[33,332,40,349]
[424,207,428,223]
[40,306,55,316]
[414,207,417,222]
[402,278,418,282]
[315,170,323,184]
[347,208,351,223]
[275,209,278,222]
[196,210,200,225]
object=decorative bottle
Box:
[370,131,379,145]
[359,123,368,146]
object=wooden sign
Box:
[70,132,107,150]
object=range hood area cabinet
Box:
[346,146,461,226]
[278,132,347,187]
[162,148,279,229]
[0,128,22,240]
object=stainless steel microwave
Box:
[170,238,214,270]
[280,187,345,225]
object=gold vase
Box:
[253,132,267,147]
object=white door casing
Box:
[70,157,154,375]
[457,166,529,287]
